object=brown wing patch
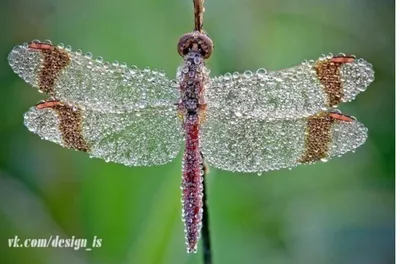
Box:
[314,55,355,107]
[298,112,334,163]
[36,101,90,152]
[298,111,356,163]
[29,42,70,95]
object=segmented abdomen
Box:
[178,51,208,253]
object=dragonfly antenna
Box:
[193,0,205,32]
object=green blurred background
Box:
[0,0,394,263]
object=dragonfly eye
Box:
[177,32,213,59]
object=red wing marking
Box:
[36,100,62,109]
[330,55,356,63]
[28,42,54,50]
[328,112,354,122]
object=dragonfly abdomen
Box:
[177,31,213,252]
[181,113,203,253]
[179,51,206,253]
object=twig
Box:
[193,0,205,32]
[200,152,212,264]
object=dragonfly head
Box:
[177,32,213,59]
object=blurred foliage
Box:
[0,0,394,263]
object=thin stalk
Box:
[193,0,205,32]
[200,152,212,264]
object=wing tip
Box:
[340,56,375,101]
[330,113,368,159]
[23,105,64,146]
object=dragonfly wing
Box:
[201,110,367,173]
[8,41,179,113]
[24,101,182,166]
[207,55,374,120]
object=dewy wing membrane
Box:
[24,103,182,166]
[206,55,374,121]
[8,41,179,113]
[201,111,368,174]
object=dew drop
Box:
[223,72,232,80]
[130,65,138,72]
[158,70,166,77]
[321,105,328,111]
[194,57,201,65]
[244,70,253,78]
[234,111,242,117]
[256,68,267,76]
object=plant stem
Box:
[193,0,204,32]
[201,152,212,264]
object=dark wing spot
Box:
[298,112,334,163]
[37,101,90,152]
[314,56,354,107]
[31,43,70,95]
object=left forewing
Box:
[8,41,179,113]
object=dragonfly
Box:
[7,1,374,254]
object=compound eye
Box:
[177,32,213,59]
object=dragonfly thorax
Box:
[177,32,213,59]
